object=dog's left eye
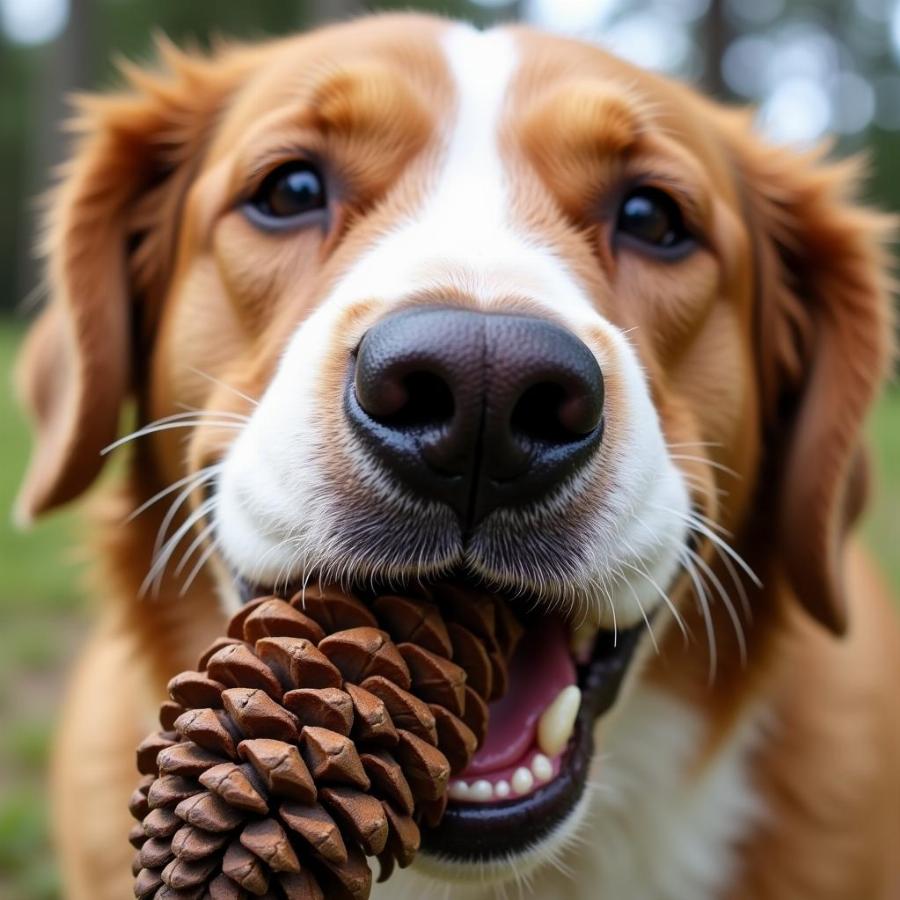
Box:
[616,187,694,255]
[245,161,327,227]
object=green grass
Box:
[0,316,897,899]
[0,324,82,614]
[866,389,900,589]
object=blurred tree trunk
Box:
[18,0,92,309]
[701,0,730,99]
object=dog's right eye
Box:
[244,161,327,228]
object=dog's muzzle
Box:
[328,307,632,864]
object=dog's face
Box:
[16,14,891,882]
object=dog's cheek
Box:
[211,214,327,335]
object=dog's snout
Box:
[346,307,604,525]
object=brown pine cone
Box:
[130,587,522,899]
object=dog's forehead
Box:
[209,16,734,186]
[509,27,736,172]
[209,16,454,153]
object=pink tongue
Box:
[463,618,576,776]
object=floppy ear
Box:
[730,124,895,635]
[15,40,238,524]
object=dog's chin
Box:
[228,571,646,871]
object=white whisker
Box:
[659,505,762,589]
[175,520,216,578]
[667,440,723,450]
[141,496,216,597]
[680,548,717,683]
[102,419,245,455]
[181,536,220,596]
[669,453,741,480]
[125,464,221,523]
[622,573,659,654]
[154,468,219,558]
[621,560,689,645]
[716,547,753,622]
[188,366,259,407]
[685,546,747,666]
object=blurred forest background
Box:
[0,1,898,897]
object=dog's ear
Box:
[726,118,895,635]
[15,39,241,524]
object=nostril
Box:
[511,381,602,445]
[511,383,573,444]
[375,371,455,430]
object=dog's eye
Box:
[616,187,693,255]
[245,161,326,226]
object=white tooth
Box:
[532,753,553,782]
[471,780,493,801]
[495,780,510,798]
[512,767,534,795]
[449,781,470,801]
[537,685,581,758]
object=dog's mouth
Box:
[424,606,642,863]
[235,574,644,864]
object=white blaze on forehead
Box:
[323,24,596,319]
[434,24,516,247]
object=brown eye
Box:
[245,161,327,227]
[616,187,693,255]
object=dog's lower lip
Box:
[421,716,592,859]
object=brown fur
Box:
[14,15,899,899]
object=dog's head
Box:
[16,14,893,879]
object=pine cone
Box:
[130,587,522,899]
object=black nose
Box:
[345,308,604,526]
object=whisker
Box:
[117,408,249,431]
[667,440,723,450]
[681,473,730,502]
[680,549,717,684]
[154,468,220,558]
[102,419,245,455]
[621,560,690,645]
[175,402,251,421]
[687,517,762,589]
[685,546,748,666]
[141,496,216,597]
[669,453,741,480]
[188,366,259,408]
[621,573,659,654]
[716,548,753,622]
[175,520,216,577]
[181,535,220,596]
[689,507,733,537]
[660,506,762,589]
[125,464,221,524]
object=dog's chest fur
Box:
[373,687,766,900]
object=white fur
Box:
[372,687,767,900]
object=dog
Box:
[15,13,900,899]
